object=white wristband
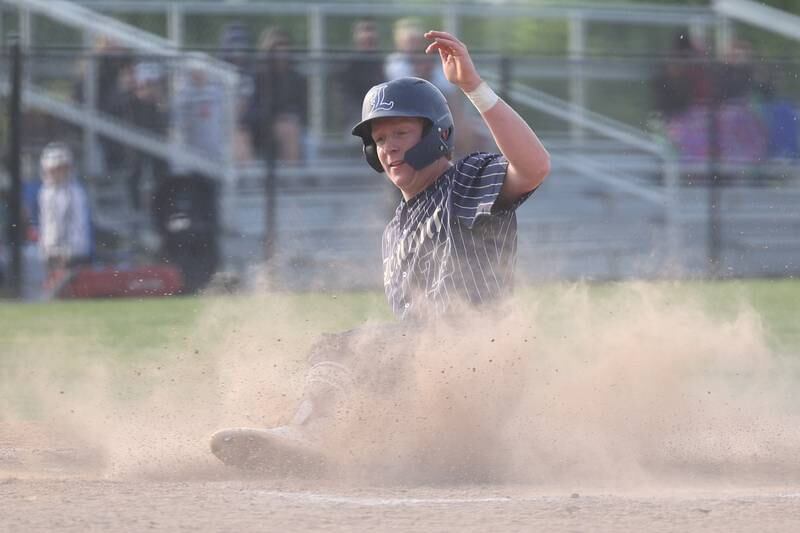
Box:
[464,81,499,113]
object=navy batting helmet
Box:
[351,77,454,173]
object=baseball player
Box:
[211,30,550,472]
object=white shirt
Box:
[38,178,91,260]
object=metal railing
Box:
[713,0,800,43]
[0,80,226,176]
[0,0,723,150]
[0,0,241,182]
[2,0,799,289]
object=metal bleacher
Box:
[2,0,799,288]
[0,0,240,179]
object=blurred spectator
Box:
[651,30,711,121]
[385,18,453,97]
[219,21,255,80]
[384,18,490,157]
[125,61,170,211]
[73,36,133,112]
[218,21,257,161]
[339,18,385,125]
[652,32,766,166]
[22,168,42,243]
[172,55,227,174]
[716,39,767,165]
[73,36,134,176]
[152,172,219,294]
[20,162,46,299]
[756,73,799,160]
[718,39,755,102]
[133,59,166,112]
[0,168,8,290]
[246,26,309,163]
[37,142,92,285]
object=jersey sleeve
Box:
[451,152,528,228]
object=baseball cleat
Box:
[209,425,328,475]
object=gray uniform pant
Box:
[294,320,421,424]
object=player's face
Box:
[371,117,425,192]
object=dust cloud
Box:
[329,282,800,485]
[2,282,799,486]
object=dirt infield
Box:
[2,472,800,532]
[3,285,800,531]
[3,420,800,533]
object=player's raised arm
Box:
[424,30,550,206]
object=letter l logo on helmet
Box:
[370,85,395,112]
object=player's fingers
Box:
[433,40,467,61]
[427,42,453,63]
[426,39,457,59]
[424,42,441,55]
[425,32,466,52]
[424,30,457,42]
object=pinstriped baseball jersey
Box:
[382,152,533,320]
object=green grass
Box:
[0,291,389,358]
[0,297,204,357]
[1,279,797,358]
[0,279,797,420]
[517,278,800,354]
[0,291,387,418]
[688,279,800,351]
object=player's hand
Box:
[424,31,482,93]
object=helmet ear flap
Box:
[441,125,452,143]
[364,143,384,173]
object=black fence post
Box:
[498,54,512,108]
[6,36,23,298]
[707,59,722,278]
[263,51,279,264]
[263,135,277,263]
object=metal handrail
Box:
[504,80,666,156]
[0,0,238,84]
[499,77,681,258]
[0,81,227,178]
[60,1,717,26]
[713,0,800,42]
[561,156,668,206]
[0,0,241,182]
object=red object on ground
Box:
[54,264,184,299]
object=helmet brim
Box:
[351,110,430,142]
